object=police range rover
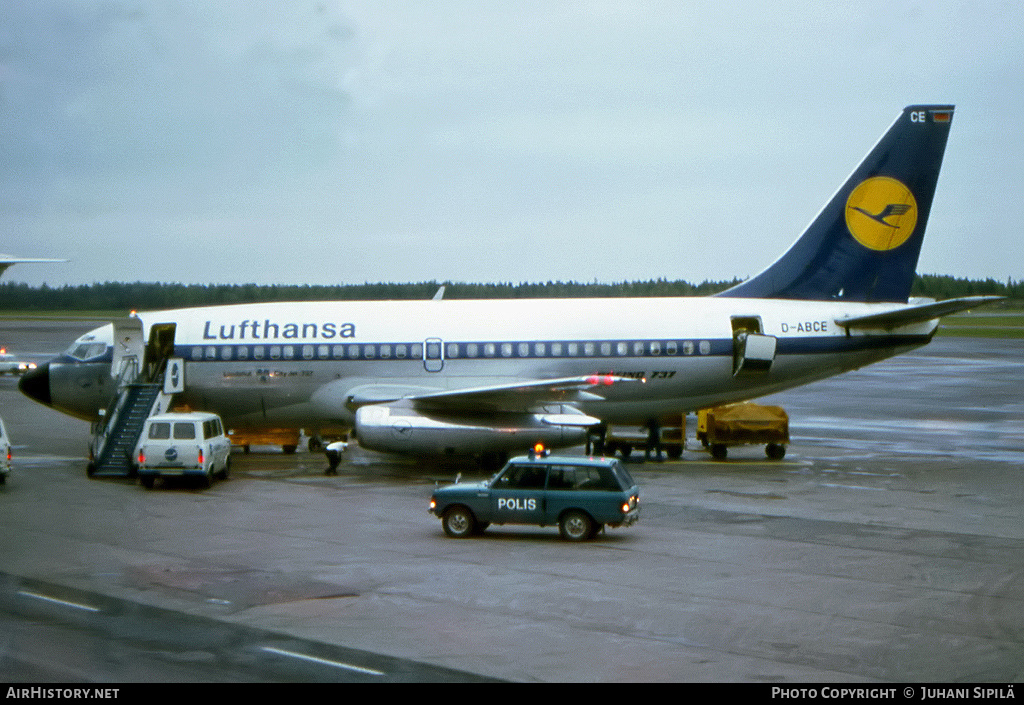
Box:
[429,452,640,541]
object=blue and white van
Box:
[135,412,232,489]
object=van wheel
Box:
[140,475,155,489]
[559,510,594,541]
[442,506,476,538]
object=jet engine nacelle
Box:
[354,403,598,455]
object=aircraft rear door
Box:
[731,316,777,376]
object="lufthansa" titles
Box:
[203,319,357,341]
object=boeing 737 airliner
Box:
[19,105,999,464]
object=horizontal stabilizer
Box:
[0,255,66,277]
[835,296,1003,330]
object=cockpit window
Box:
[67,342,108,361]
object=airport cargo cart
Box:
[697,403,788,460]
[227,427,302,454]
[598,413,686,459]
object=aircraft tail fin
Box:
[717,105,954,303]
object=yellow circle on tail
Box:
[845,177,918,251]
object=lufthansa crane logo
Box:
[845,177,918,251]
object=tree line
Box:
[0,275,1019,312]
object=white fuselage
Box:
[46,296,936,431]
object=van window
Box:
[173,422,197,440]
[201,419,223,439]
[148,423,171,440]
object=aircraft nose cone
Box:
[19,361,52,406]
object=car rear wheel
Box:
[217,456,231,480]
[559,510,594,541]
[442,506,476,538]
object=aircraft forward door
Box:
[111,318,145,382]
[424,337,444,373]
[145,323,182,392]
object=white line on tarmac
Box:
[17,590,101,613]
[259,645,386,677]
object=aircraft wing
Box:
[835,296,1004,330]
[405,374,641,411]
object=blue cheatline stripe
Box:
[175,333,930,364]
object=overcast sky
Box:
[2,1,1021,288]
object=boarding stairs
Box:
[88,356,176,477]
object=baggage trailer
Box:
[598,413,686,459]
[697,403,788,460]
[227,427,302,454]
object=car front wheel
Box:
[442,506,476,538]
